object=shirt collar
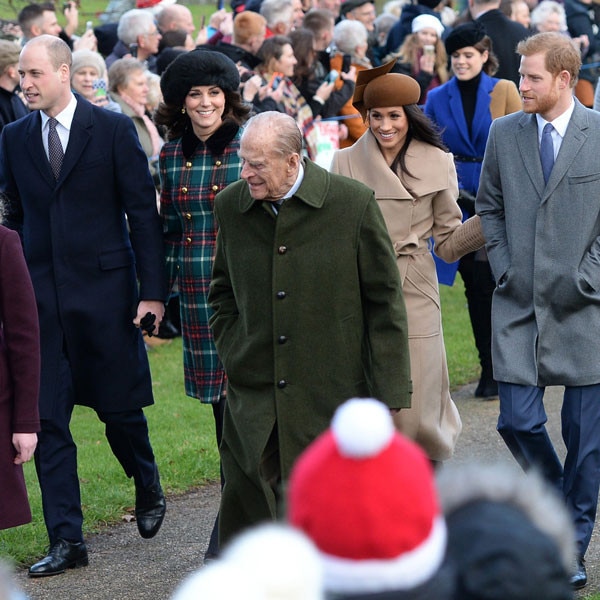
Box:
[40,93,77,131]
[536,98,575,140]
[283,161,304,200]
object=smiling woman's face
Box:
[184,85,226,141]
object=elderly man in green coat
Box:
[209,111,411,545]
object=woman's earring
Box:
[181,107,186,114]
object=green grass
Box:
[0,338,220,566]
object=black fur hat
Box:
[160,49,240,107]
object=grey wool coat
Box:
[477,100,600,387]
[209,158,411,539]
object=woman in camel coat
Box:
[331,61,484,461]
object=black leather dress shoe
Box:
[135,480,166,539]
[571,557,587,589]
[474,377,498,399]
[29,539,88,577]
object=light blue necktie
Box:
[540,123,554,184]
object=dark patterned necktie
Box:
[48,117,64,180]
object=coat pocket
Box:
[98,247,135,270]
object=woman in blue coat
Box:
[424,22,521,398]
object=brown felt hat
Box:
[352,59,421,120]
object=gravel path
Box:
[10,384,599,599]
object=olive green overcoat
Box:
[209,158,411,543]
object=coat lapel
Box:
[25,111,55,187]
[541,101,588,202]
[471,73,495,152]
[57,97,92,187]
[447,78,473,153]
[516,112,544,198]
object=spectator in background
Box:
[199,10,266,76]
[302,8,335,74]
[70,49,121,112]
[530,0,567,32]
[290,28,353,119]
[208,111,411,545]
[0,219,40,535]
[251,35,323,157]
[288,398,454,599]
[0,40,28,133]
[469,0,529,85]
[438,463,575,600]
[329,20,371,147]
[18,2,97,51]
[156,3,195,36]
[109,58,164,186]
[388,13,448,104]
[105,9,162,72]
[385,0,443,56]
[340,0,379,64]
[500,0,532,28]
[315,0,341,19]
[261,0,295,35]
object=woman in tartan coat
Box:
[155,50,250,556]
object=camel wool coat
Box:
[332,131,483,460]
[209,158,411,542]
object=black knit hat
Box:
[444,21,487,56]
[160,49,240,107]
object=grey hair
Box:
[333,20,368,56]
[117,9,156,46]
[530,0,567,31]
[260,0,294,29]
[107,58,146,94]
[436,462,576,572]
[242,111,302,157]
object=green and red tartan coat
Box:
[159,121,243,403]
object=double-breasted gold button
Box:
[182,187,188,194]
[212,185,218,192]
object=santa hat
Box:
[288,398,447,595]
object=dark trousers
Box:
[498,382,600,556]
[458,253,495,376]
[205,395,226,558]
[34,347,157,545]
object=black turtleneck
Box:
[456,71,482,138]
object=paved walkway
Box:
[10,384,599,599]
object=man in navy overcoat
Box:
[0,35,167,576]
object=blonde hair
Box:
[394,32,448,83]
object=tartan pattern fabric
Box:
[159,129,243,403]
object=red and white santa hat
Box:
[287,398,447,595]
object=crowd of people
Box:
[1,0,600,596]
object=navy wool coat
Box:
[0,97,166,418]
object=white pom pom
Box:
[331,398,395,458]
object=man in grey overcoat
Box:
[209,111,412,546]
[476,32,600,590]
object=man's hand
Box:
[13,432,37,465]
[134,300,165,334]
